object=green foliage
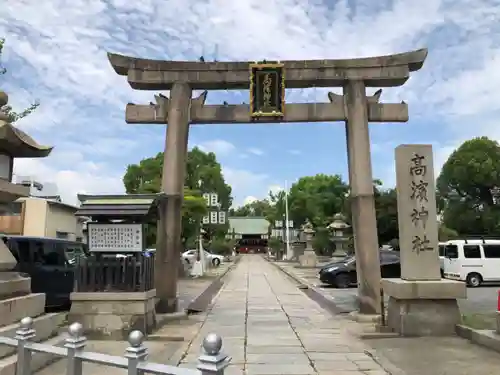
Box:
[343,181,399,246]
[208,238,232,255]
[268,237,281,252]
[229,199,275,222]
[374,187,399,244]
[0,38,39,122]
[232,175,350,246]
[437,137,500,235]
[123,147,232,247]
[284,174,349,227]
[312,227,334,255]
[438,224,459,241]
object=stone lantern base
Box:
[299,250,317,268]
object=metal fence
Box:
[0,317,231,375]
[74,254,155,292]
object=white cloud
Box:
[13,157,123,206]
[247,148,264,156]
[268,184,283,195]
[243,196,257,205]
[196,139,235,156]
[288,150,301,155]
[2,0,500,204]
[222,167,268,206]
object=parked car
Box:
[318,250,401,288]
[182,249,224,266]
[441,238,500,287]
[1,235,88,308]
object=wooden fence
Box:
[74,254,154,292]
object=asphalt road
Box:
[313,281,499,314]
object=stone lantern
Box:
[327,213,351,258]
[0,91,53,271]
[298,219,317,267]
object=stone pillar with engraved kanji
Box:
[381,144,467,336]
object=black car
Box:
[2,235,88,308]
[318,250,401,288]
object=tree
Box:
[0,38,39,122]
[284,174,349,228]
[373,187,399,244]
[312,226,335,256]
[438,224,459,241]
[342,180,399,246]
[123,147,232,246]
[229,198,277,222]
[437,137,500,235]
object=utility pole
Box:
[284,180,292,260]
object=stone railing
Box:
[0,317,231,375]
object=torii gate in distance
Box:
[108,48,428,315]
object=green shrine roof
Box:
[228,217,270,235]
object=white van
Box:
[442,239,500,287]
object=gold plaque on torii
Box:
[249,62,285,118]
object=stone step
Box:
[0,333,66,375]
[0,275,31,297]
[0,293,45,327]
[0,312,66,359]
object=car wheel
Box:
[334,273,351,289]
[466,272,482,288]
[212,258,221,267]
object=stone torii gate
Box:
[108,48,428,315]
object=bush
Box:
[208,239,233,255]
[268,238,281,253]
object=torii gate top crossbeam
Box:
[107,49,428,90]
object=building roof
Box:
[76,193,160,219]
[228,217,270,235]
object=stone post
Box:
[382,144,466,336]
[344,80,381,315]
[155,81,192,313]
[298,220,317,267]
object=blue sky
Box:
[1,0,500,206]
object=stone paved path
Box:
[179,255,387,375]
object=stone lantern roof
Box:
[0,91,53,158]
[328,213,350,230]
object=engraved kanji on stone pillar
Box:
[395,144,441,281]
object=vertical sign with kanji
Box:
[395,144,441,281]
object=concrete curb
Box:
[455,324,500,353]
[186,259,237,313]
[154,311,189,331]
[267,259,347,315]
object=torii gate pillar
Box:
[155,82,191,313]
[344,80,381,313]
